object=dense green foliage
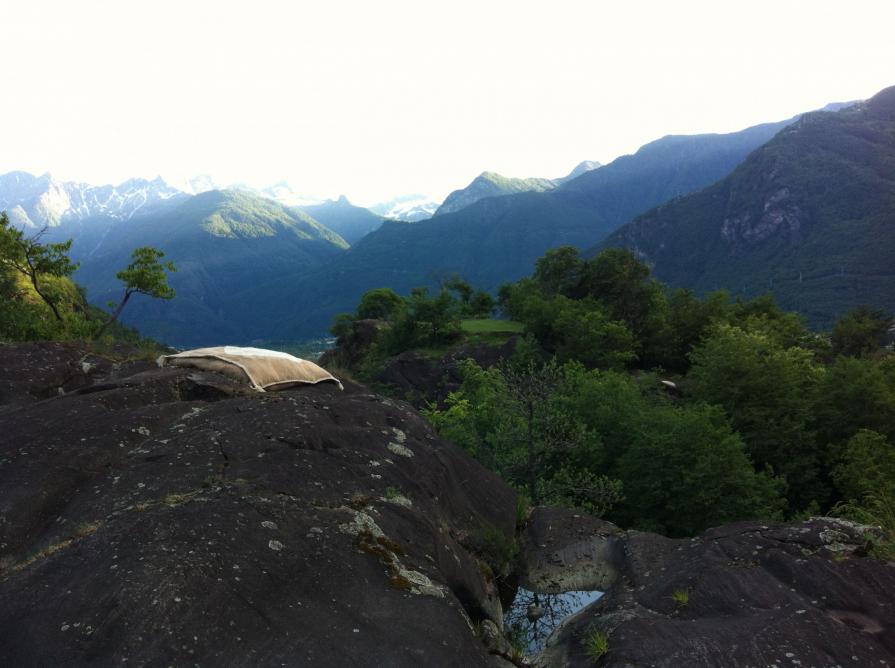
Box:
[344,246,895,541]
[832,428,895,559]
[425,355,781,535]
[356,288,405,320]
[831,306,894,358]
[602,86,895,329]
[0,212,79,323]
[0,211,170,348]
[332,277,501,361]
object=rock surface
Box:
[0,342,517,667]
[521,507,624,594]
[376,338,519,407]
[532,511,895,668]
[3,343,894,667]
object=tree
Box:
[500,358,565,505]
[646,288,730,372]
[466,290,495,318]
[688,324,823,511]
[832,429,895,502]
[0,213,78,322]
[445,275,495,318]
[612,403,785,536]
[444,275,474,304]
[831,429,895,559]
[814,356,895,455]
[356,287,405,320]
[95,247,175,338]
[552,300,636,370]
[426,358,619,514]
[574,249,666,349]
[382,287,461,353]
[533,246,583,296]
[551,364,783,534]
[832,306,893,358]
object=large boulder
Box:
[532,512,895,667]
[4,342,894,667]
[521,506,625,594]
[0,342,517,667]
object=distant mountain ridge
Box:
[558,160,602,183]
[369,194,439,222]
[599,86,895,327]
[2,97,871,346]
[435,172,558,216]
[231,113,821,341]
[298,196,384,244]
[0,172,186,228]
[0,172,334,230]
[433,160,601,217]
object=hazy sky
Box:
[3,0,894,204]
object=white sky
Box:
[2,0,893,204]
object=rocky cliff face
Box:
[1,343,893,667]
[600,85,895,328]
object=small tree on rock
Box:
[95,247,175,338]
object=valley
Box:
[2,5,894,665]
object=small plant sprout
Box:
[672,589,690,607]
[583,624,609,662]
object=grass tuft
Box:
[672,589,690,607]
[583,624,610,663]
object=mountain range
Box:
[0,172,185,229]
[599,86,895,328]
[2,92,889,346]
[246,112,813,341]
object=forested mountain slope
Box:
[601,86,895,327]
[74,190,348,345]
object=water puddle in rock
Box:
[504,587,603,653]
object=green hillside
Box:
[601,86,895,328]
[74,190,348,346]
[298,196,383,244]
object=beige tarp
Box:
[157,346,343,391]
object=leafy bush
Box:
[688,324,823,512]
[832,306,894,358]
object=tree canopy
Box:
[95,247,176,338]
[0,211,176,344]
[341,246,895,551]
